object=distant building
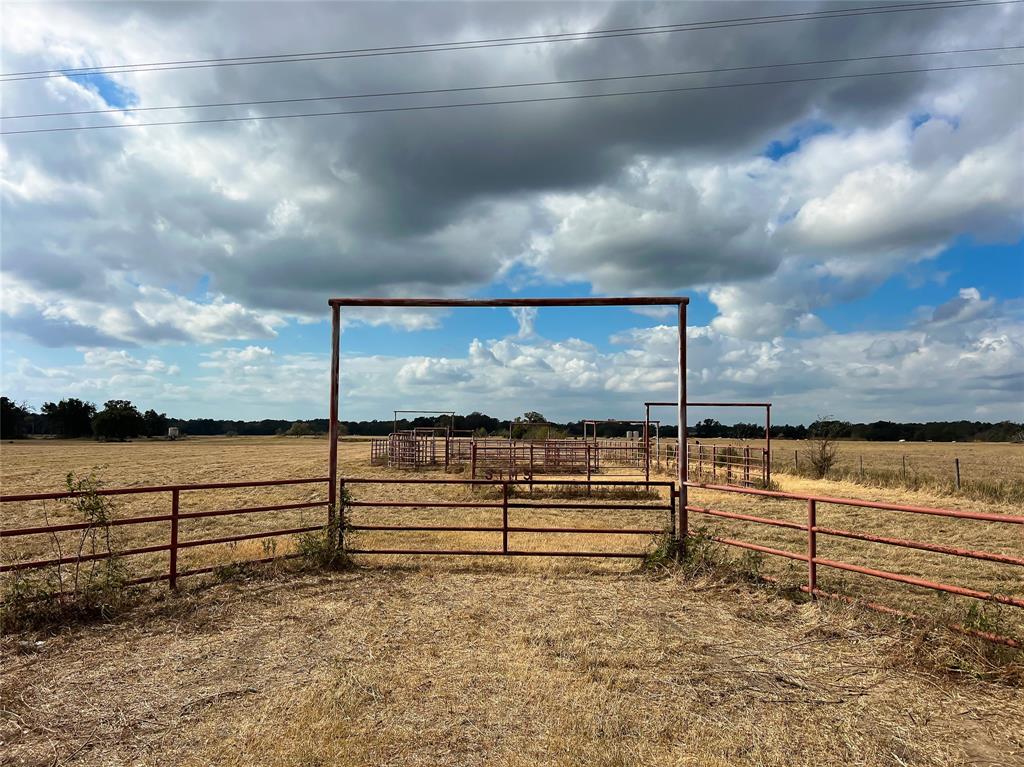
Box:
[167,427,180,440]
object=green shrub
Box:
[2,471,131,632]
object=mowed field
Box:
[2,436,1023,766]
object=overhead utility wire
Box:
[7,0,976,76]
[6,44,1020,120]
[3,60,1020,136]
[2,0,1016,82]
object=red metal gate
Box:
[340,477,676,559]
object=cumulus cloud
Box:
[1,1,1021,419]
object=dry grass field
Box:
[2,436,1023,766]
[687,437,1024,501]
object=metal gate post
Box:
[169,488,179,590]
[327,304,341,511]
[677,301,688,552]
[501,482,510,554]
[338,480,347,550]
[807,499,817,598]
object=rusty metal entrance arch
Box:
[326,297,691,547]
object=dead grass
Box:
[2,568,1023,767]
[2,438,1024,765]
[2,436,1022,637]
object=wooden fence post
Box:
[955,458,961,490]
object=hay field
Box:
[2,437,1024,766]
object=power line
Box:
[2,0,1016,82]
[3,60,1019,136]
[6,44,1019,120]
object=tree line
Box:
[2,397,1022,442]
[1,397,168,441]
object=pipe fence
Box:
[1,477,331,588]
[684,480,1024,646]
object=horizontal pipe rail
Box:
[686,481,1024,524]
[813,525,1024,567]
[0,543,172,572]
[813,557,1024,608]
[347,501,502,509]
[2,513,174,537]
[687,504,805,531]
[507,502,670,511]
[339,477,672,487]
[345,548,647,558]
[707,535,809,562]
[175,525,324,549]
[348,524,664,535]
[0,476,329,503]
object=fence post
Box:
[859,455,864,479]
[712,445,717,479]
[471,441,477,480]
[744,446,750,486]
[902,455,907,482]
[529,443,534,493]
[955,458,961,490]
[807,499,817,599]
[169,489,179,591]
[502,482,509,554]
[586,443,592,495]
[670,484,679,561]
[794,449,799,472]
[338,480,346,550]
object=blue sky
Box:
[2,1,1022,425]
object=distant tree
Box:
[522,411,546,423]
[0,397,32,438]
[41,398,96,438]
[285,421,314,437]
[803,416,842,479]
[693,418,722,438]
[142,409,169,438]
[92,400,145,441]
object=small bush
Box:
[294,488,353,570]
[1,471,131,632]
[642,532,678,570]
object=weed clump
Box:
[294,487,353,571]
[1,471,132,632]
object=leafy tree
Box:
[285,421,314,437]
[41,398,96,438]
[142,409,169,438]
[92,400,145,441]
[522,411,546,423]
[0,397,31,438]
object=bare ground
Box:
[2,565,1023,767]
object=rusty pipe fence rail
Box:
[0,477,331,589]
[684,480,1024,646]
[341,477,675,558]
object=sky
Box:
[1,0,1022,426]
